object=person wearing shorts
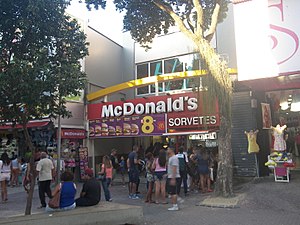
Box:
[127,145,140,199]
[197,148,212,193]
[0,153,11,203]
[167,147,181,211]
[152,149,167,204]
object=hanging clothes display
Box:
[245,130,260,153]
[272,124,287,152]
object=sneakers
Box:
[131,194,140,200]
[128,194,133,199]
[168,205,179,211]
[177,197,184,204]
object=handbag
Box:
[48,184,61,209]
[98,174,106,180]
[98,164,106,180]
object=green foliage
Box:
[0,0,89,124]
[84,0,228,47]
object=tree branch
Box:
[192,0,204,35]
[204,0,221,42]
[185,7,195,33]
[152,0,196,40]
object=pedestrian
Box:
[21,158,30,193]
[167,147,181,211]
[119,156,126,186]
[36,152,55,208]
[46,171,76,212]
[0,153,11,203]
[188,147,199,192]
[110,149,118,185]
[99,155,113,202]
[176,146,188,196]
[11,155,20,187]
[127,145,140,199]
[152,149,167,204]
[145,152,155,203]
[295,131,300,156]
[197,148,212,193]
[76,168,101,206]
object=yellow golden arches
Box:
[86,68,237,101]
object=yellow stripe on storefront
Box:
[87,68,237,101]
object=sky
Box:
[66,0,125,45]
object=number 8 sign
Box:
[141,116,155,134]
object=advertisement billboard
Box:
[233,0,300,81]
[87,93,219,137]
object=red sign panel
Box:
[61,129,86,139]
[87,93,219,137]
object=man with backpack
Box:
[176,146,188,196]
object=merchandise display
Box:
[265,151,295,183]
[244,130,260,153]
[271,124,287,151]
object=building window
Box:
[150,61,163,93]
[136,53,203,95]
[136,63,149,95]
[164,58,184,91]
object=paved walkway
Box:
[1,172,300,224]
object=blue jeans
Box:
[46,202,76,212]
[102,178,111,201]
[178,170,188,195]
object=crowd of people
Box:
[123,143,217,211]
[0,142,217,213]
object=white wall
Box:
[53,102,85,128]
[85,27,135,102]
[216,3,237,69]
[135,30,197,64]
[85,26,124,88]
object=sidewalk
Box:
[1,172,300,225]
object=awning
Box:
[0,121,50,130]
[239,74,300,92]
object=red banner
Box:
[61,129,86,139]
[87,93,219,136]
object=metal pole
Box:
[56,115,62,184]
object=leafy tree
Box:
[84,0,233,197]
[0,0,88,214]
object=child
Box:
[119,156,126,186]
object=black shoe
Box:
[37,205,46,209]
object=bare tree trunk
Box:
[23,124,36,215]
[154,0,233,198]
[214,115,233,197]
[194,38,233,197]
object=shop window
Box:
[164,58,184,91]
[136,63,149,95]
[150,61,163,93]
[136,53,204,95]
[185,54,201,89]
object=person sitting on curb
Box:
[46,171,76,212]
[76,168,101,206]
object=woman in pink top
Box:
[152,149,167,204]
[99,155,113,202]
